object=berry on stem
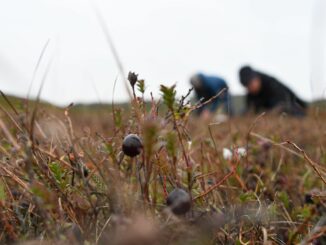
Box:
[122,134,143,157]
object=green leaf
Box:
[137,79,145,94]
[235,240,242,245]
[278,191,290,209]
[300,206,311,219]
[239,191,256,203]
[49,162,64,182]
[160,84,176,111]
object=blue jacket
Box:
[194,73,229,113]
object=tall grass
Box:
[0,76,325,244]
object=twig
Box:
[0,104,24,132]
[0,167,30,192]
[177,87,193,112]
[0,118,20,150]
[285,141,326,185]
[188,88,227,114]
[95,216,111,244]
[35,146,73,170]
[30,56,53,145]
[0,91,19,116]
[193,165,237,200]
[250,132,303,158]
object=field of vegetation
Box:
[0,76,325,244]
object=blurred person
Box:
[239,66,307,116]
[190,73,231,120]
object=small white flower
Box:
[223,148,233,160]
[236,147,247,157]
[223,147,247,160]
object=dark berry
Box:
[122,134,143,157]
[166,188,191,215]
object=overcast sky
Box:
[0,0,326,106]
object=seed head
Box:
[128,72,138,88]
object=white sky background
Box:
[0,0,325,106]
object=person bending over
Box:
[239,66,307,116]
[190,73,230,119]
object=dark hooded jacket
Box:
[242,69,307,116]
